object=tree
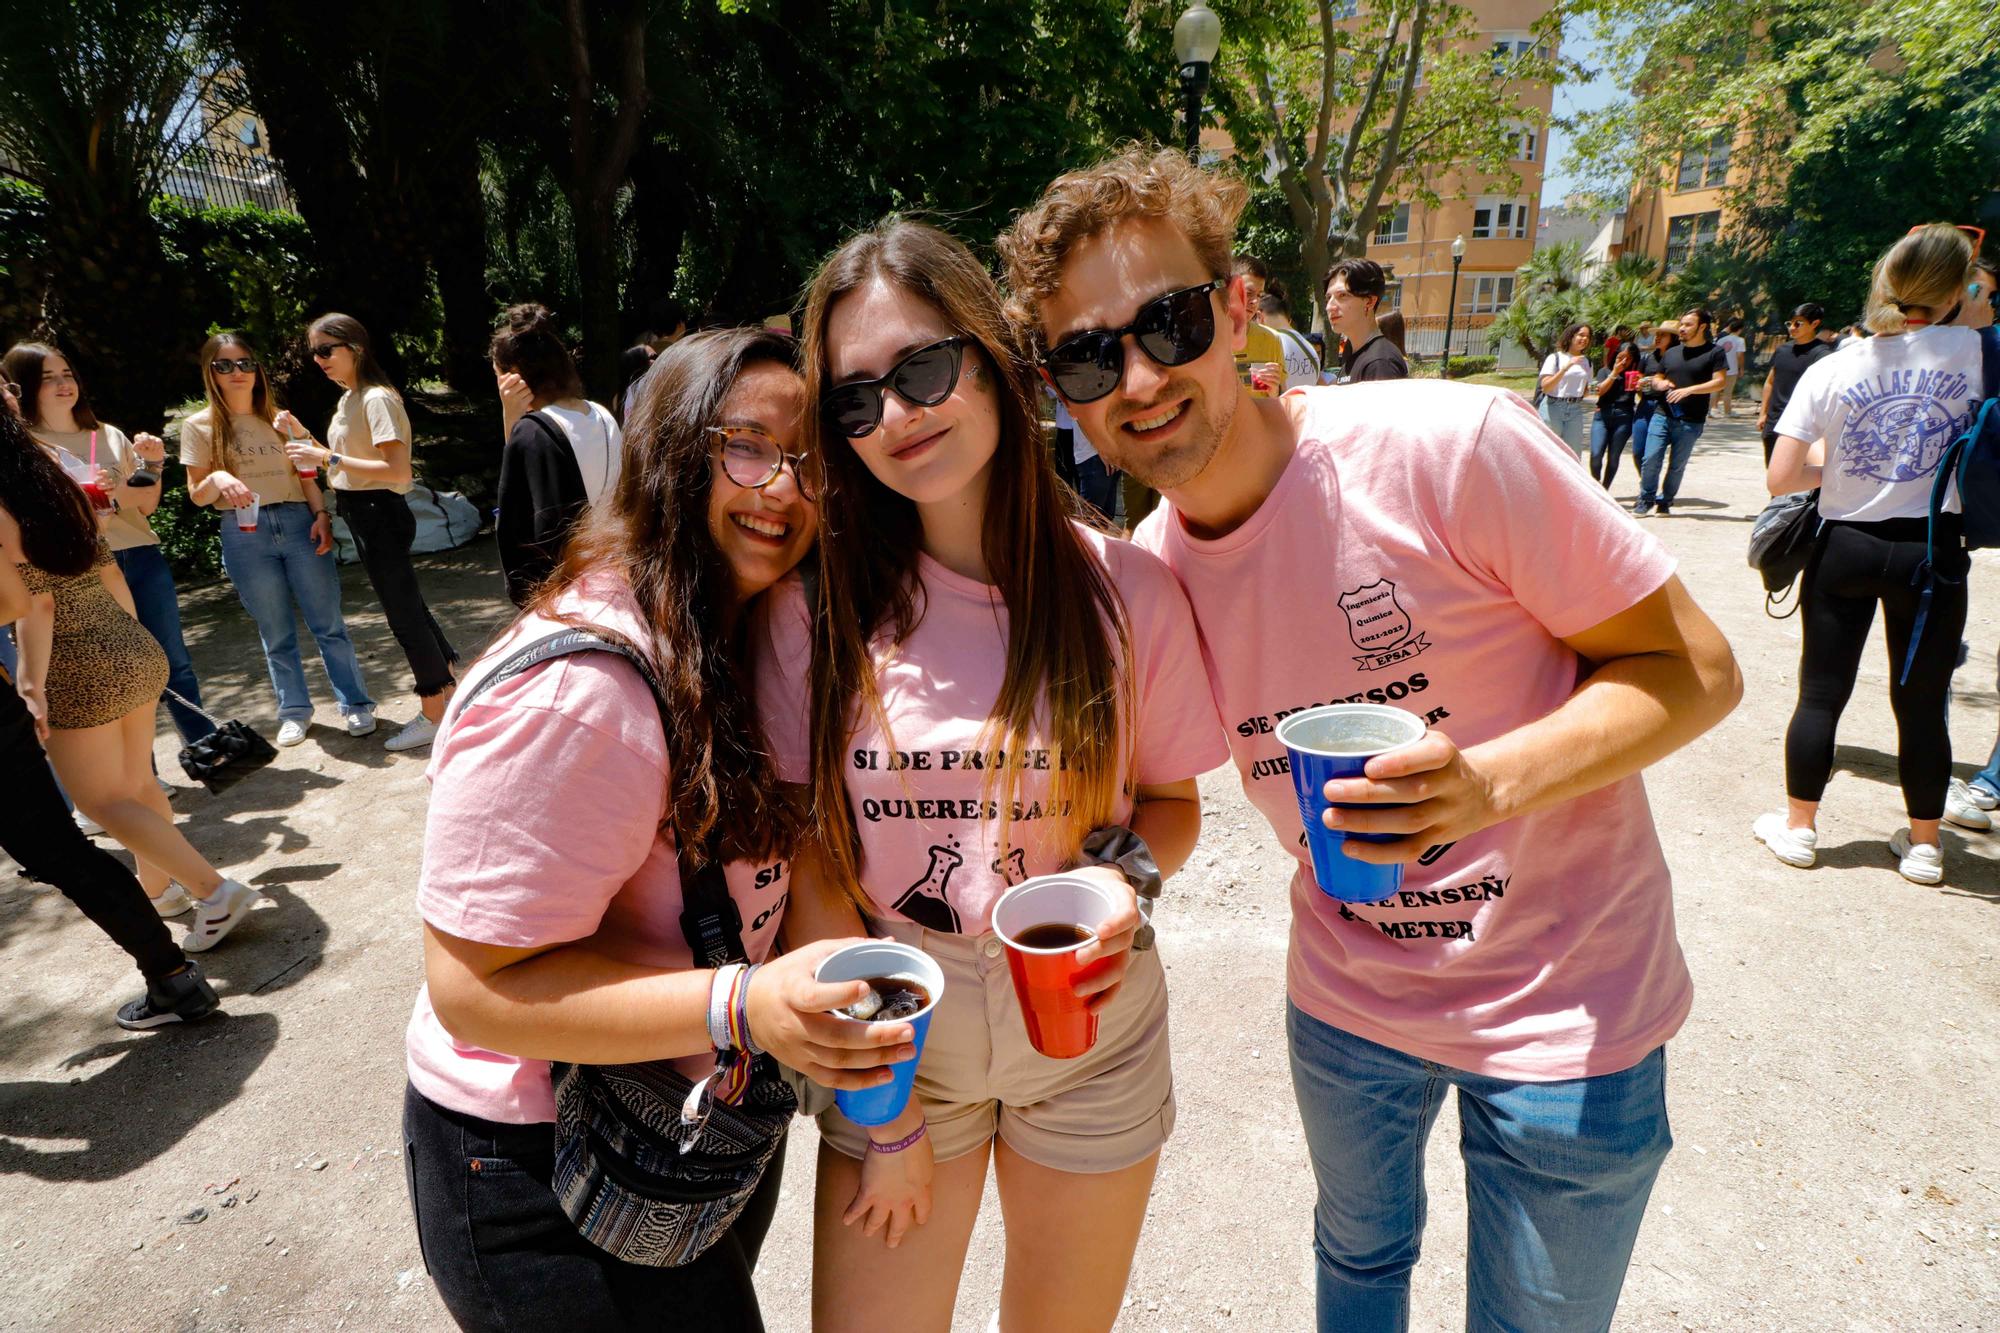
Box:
[1216,0,1561,332]
[0,0,241,428]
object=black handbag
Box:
[1747,489,1823,618]
[167,688,279,790]
[448,627,795,1268]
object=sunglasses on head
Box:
[708,426,817,501]
[1909,222,1987,251]
[211,357,259,375]
[1041,280,1221,405]
[822,336,968,439]
[310,342,348,360]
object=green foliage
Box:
[145,471,223,583]
[154,198,317,364]
[1441,355,1495,378]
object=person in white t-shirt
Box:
[1257,288,1329,385]
[490,303,625,605]
[1536,322,1594,457]
[1757,224,1988,886]
[1714,319,1746,417]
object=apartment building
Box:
[1623,126,1745,274]
[1359,0,1555,362]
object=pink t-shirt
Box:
[1135,383,1692,1081]
[763,525,1227,936]
[404,574,796,1124]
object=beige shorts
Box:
[818,915,1175,1174]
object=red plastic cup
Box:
[990,874,1125,1060]
[1624,370,1641,391]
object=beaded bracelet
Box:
[866,1122,928,1155]
[707,962,746,1051]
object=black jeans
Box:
[338,490,458,697]
[0,674,183,983]
[402,1084,786,1333]
[1784,515,1968,818]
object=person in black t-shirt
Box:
[1588,342,1641,489]
[1756,302,1834,466]
[1628,325,1679,491]
[1633,309,1728,516]
[1324,259,1409,382]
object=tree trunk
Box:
[434,137,495,396]
[38,183,183,432]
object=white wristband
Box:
[706,962,745,1051]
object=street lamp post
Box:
[1442,233,1466,378]
[1174,3,1222,157]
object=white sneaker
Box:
[1888,829,1944,885]
[1963,780,1999,812]
[150,884,194,918]
[1944,779,1992,832]
[181,878,263,953]
[384,715,438,752]
[343,710,377,738]
[1752,812,1818,868]
[276,719,309,748]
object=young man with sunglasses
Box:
[1001,146,1742,1333]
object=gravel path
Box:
[2,414,1996,1331]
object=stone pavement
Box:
[0,412,1996,1331]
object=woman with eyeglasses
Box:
[282,313,457,752]
[1756,223,1991,887]
[779,219,1222,1333]
[180,333,375,747]
[405,327,907,1332]
[490,303,624,606]
[1,343,212,747]
[1,393,261,947]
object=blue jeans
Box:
[1073,454,1119,523]
[1539,397,1587,456]
[222,501,374,721]
[1288,1004,1671,1333]
[1589,409,1635,489]
[1636,414,1705,513]
[113,545,211,743]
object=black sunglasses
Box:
[1041,281,1222,404]
[211,357,259,375]
[823,337,967,439]
[708,427,817,500]
[310,342,348,360]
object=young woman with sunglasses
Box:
[1,397,261,948]
[181,333,375,747]
[1757,224,1992,887]
[1,343,212,746]
[781,220,1223,1333]
[0,400,223,1028]
[405,328,909,1333]
[282,313,457,752]
[490,303,624,606]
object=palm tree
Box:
[1516,239,1588,298]
[1601,252,1663,285]
[1581,275,1669,341]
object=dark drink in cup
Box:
[816,940,944,1126]
[991,874,1122,1059]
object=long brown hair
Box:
[0,409,98,576]
[799,218,1133,895]
[2,342,102,431]
[307,312,399,398]
[525,326,807,865]
[194,331,275,466]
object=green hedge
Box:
[1442,355,1496,379]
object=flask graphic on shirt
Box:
[991,846,1027,886]
[895,843,964,934]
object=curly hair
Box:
[0,408,98,576]
[997,143,1248,341]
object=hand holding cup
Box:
[745,937,919,1091]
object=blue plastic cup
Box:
[1276,703,1427,903]
[815,940,946,1127]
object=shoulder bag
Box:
[168,688,280,790]
[448,626,796,1267]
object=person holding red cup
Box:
[768,218,1226,1332]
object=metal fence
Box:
[159,143,297,215]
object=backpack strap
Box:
[1901,330,1999,685]
[448,627,746,966]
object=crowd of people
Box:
[3,144,1993,1333]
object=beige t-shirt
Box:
[31,424,158,552]
[327,385,414,494]
[179,410,308,508]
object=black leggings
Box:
[402,1084,785,1333]
[0,674,184,984]
[1783,515,1968,818]
[338,489,458,697]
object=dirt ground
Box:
[2,413,1997,1332]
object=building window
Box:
[237,120,260,148]
[1664,211,1722,271]
[1489,33,1549,73]
[1505,121,1537,162]
[1373,204,1410,245]
[1675,129,1731,191]
[1466,274,1515,313]
[1383,280,1404,311]
[1472,197,1530,240]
